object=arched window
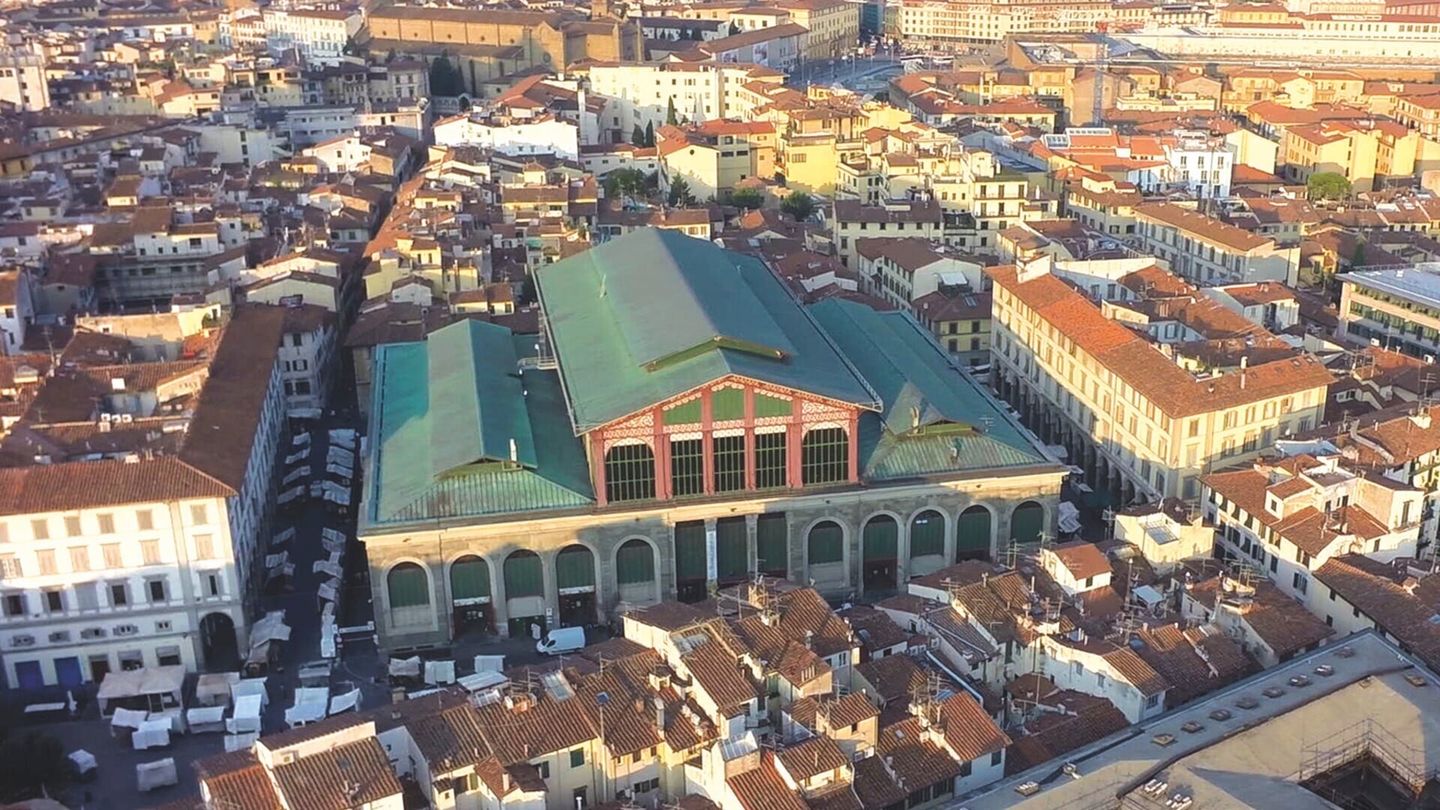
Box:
[556,545,595,592]
[957,505,993,561]
[504,551,543,598]
[808,520,844,565]
[1011,501,1045,545]
[801,427,848,485]
[387,563,430,627]
[616,539,656,585]
[450,556,490,606]
[605,442,655,502]
[910,510,945,558]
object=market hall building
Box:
[359,228,1064,652]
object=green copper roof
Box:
[535,228,880,432]
[364,320,592,528]
[808,299,1050,480]
[427,317,537,479]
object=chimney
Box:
[1240,355,1248,389]
[653,695,666,730]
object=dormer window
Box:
[1266,493,1282,517]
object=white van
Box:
[536,626,585,655]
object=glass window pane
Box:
[671,438,704,497]
[713,435,745,493]
[802,428,848,485]
[809,521,843,565]
[605,443,655,502]
[755,432,787,489]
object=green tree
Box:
[780,190,817,221]
[631,124,646,145]
[666,97,679,126]
[604,167,651,200]
[644,120,655,147]
[1307,171,1351,201]
[730,188,764,210]
[0,729,68,800]
[428,53,464,96]
[668,176,696,207]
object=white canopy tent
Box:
[186,706,227,734]
[137,758,178,792]
[131,718,171,750]
[97,667,185,715]
[226,694,263,735]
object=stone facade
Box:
[364,471,1061,652]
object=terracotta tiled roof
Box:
[195,751,281,810]
[1050,541,1111,581]
[851,754,907,807]
[1133,623,1257,707]
[779,735,849,782]
[989,266,1333,418]
[728,754,809,810]
[270,737,402,810]
[936,693,1009,760]
[876,717,962,789]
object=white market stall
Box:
[137,758,178,792]
[131,718,172,750]
[227,694,263,735]
[186,706,227,734]
[97,667,185,716]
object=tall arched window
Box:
[910,510,945,558]
[387,563,430,627]
[801,427,849,485]
[808,520,844,565]
[449,556,490,606]
[1011,501,1045,545]
[605,442,656,502]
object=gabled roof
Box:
[808,299,1051,477]
[536,228,879,432]
[367,324,592,527]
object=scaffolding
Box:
[1297,717,1432,804]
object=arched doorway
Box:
[199,612,239,672]
[956,506,993,561]
[503,551,545,639]
[450,556,492,637]
[555,545,597,628]
[909,510,946,577]
[387,562,431,629]
[1011,501,1046,546]
[807,520,845,591]
[862,515,899,594]
[616,539,659,607]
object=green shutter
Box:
[808,521,844,565]
[675,521,707,580]
[716,517,748,579]
[556,547,595,590]
[754,393,792,419]
[957,507,992,560]
[711,388,745,421]
[388,564,429,608]
[616,540,655,585]
[664,399,702,425]
[450,557,490,601]
[504,552,543,598]
[757,514,788,575]
[910,511,945,558]
[1011,502,1045,545]
[863,517,897,561]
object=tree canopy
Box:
[668,176,697,207]
[1306,171,1351,201]
[428,54,465,96]
[730,188,764,210]
[780,190,817,221]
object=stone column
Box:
[704,517,718,594]
[746,514,759,576]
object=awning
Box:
[272,527,296,546]
[186,706,227,733]
[196,672,239,707]
[291,432,311,447]
[249,611,291,652]
[389,656,421,678]
[314,560,343,578]
[423,660,456,686]
[110,708,147,730]
[97,667,185,713]
[328,688,361,716]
